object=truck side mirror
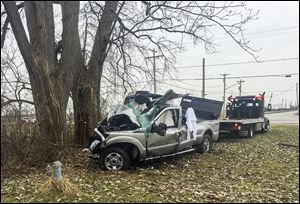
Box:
[152,123,167,136]
[267,104,272,111]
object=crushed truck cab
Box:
[88,89,223,171]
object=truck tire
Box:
[247,126,254,138]
[239,125,254,138]
[261,121,270,133]
[194,134,212,154]
[100,147,130,171]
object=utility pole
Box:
[296,82,299,114]
[237,79,245,96]
[285,99,287,109]
[145,49,163,94]
[202,58,205,98]
[268,93,273,111]
[221,73,230,118]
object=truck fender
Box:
[204,124,219,141]
[104,136,146,159]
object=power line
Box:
[243,89,296,94]
[272,85,297,97]
[183,25,299,46]
[243,25,299,36]
[175,80,222,88]
[159,81,202,93]
[170,57,299,69]
[160,72,299,81]
[160,81,227,94]
[225,82,239,90]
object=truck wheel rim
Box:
[204,138,210,152]
[105,152,123,170]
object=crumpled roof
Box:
[106,89,184,137]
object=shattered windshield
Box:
[107,104,140,127]
[127,99,160,137]
[104,89,183,137]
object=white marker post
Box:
[52,161,63,180]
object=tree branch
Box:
[1,96,34,108]
[2,1,37,77]
[1,17,9,48]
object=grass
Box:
[1,125,299,203]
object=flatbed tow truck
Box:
[219,92,270,137]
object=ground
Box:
[1,125,299,203]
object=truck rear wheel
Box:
[238,125,253,138]
[247,126,254,138]
[100,147,130,171]
[194,134,212,154]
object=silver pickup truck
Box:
[88,90,223,170]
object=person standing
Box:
[185,107,197,140]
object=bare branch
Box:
[1,95,34,108]
[2,1,37,77]
[1,17,9,48]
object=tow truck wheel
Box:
[100,147,130,171]
[195,134,212,154]
[261,121,270,133]
[247,126,254,138]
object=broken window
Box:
[155,109,179,128]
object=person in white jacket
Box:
[185,107,197,140]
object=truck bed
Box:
[219,118,264,134]
[220,118,264,125]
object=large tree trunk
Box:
[30,72,68,145]
[32,77,68,157]
[73,1,118,146]
[3,1,83,159]
[73,76,99,146]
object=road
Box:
[265,110,299,124]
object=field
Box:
[1,125,299,203]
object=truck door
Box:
[147,108,180,156]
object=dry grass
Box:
[1,125,299,203]
[40,177,84,197]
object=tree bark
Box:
[72,74,99,145]
[3,1,82,159]
[73,1,118,146]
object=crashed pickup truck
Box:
[88,89,223,170]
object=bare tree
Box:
[1,48,33,110]
[2,1,85,158]
[71,1,119,145]
[2,1,260,151]
[72,1,259,145]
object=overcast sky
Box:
[155,1,299,108]
[2,1,299,112]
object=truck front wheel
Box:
[100,147,130,171]
[194,134,212,154]
[261,121,270,133]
